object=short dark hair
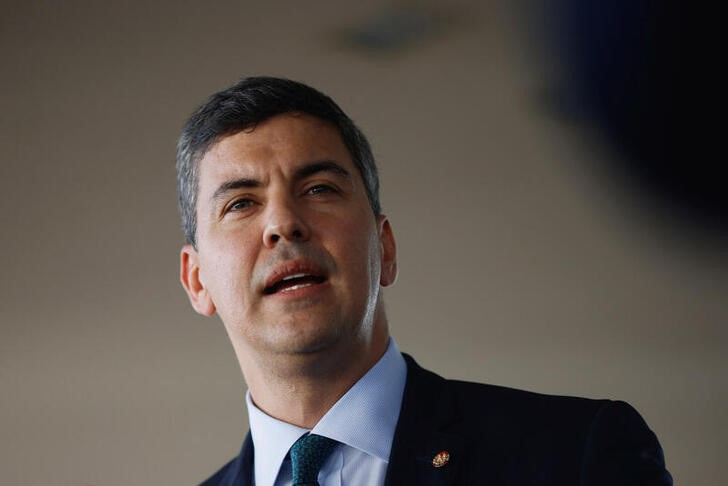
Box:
[176,76,380,247]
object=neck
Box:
[239,316,389,428]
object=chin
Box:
[267,319,355,357]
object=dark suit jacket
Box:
[201,354,672,485]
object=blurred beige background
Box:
[1,1,725,484]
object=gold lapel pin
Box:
[432,450,450,468]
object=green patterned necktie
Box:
[289,433,338,486]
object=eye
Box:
[306,184,337,195]
[226,198,255,212]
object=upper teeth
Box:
[281,283,311,292]
[282,273,307,281]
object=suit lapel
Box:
[223,432,254,486]
[385,354,466,486]
[238,433,254,486]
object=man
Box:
[177,77,672,485]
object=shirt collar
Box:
[246,393,308,486]
[246,338,407,485]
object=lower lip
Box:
[264,280,329,301]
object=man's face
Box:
[180,113,396,362]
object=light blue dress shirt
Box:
[246,339,407,486]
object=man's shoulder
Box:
[395,353,671,485]
[446,373,611,423]
[403,352,605,410]
[403,352,647,436]
[442,372,654,449]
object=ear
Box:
[180,245,216,316]
[376,215,398,287]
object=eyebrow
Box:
[209,160,351,204]
[294,160,351,181]
[210,177,261,204]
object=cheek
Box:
[201,233,257,298]
[337,222,381,287]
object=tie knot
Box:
[289,433,338,486]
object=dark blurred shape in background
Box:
[536,2,720,233]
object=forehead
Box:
[199,113,354,182]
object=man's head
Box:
[176,77,396,378]
[176,76,380,249]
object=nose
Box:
[262,197,311,248]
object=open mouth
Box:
[263,273,327,295]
